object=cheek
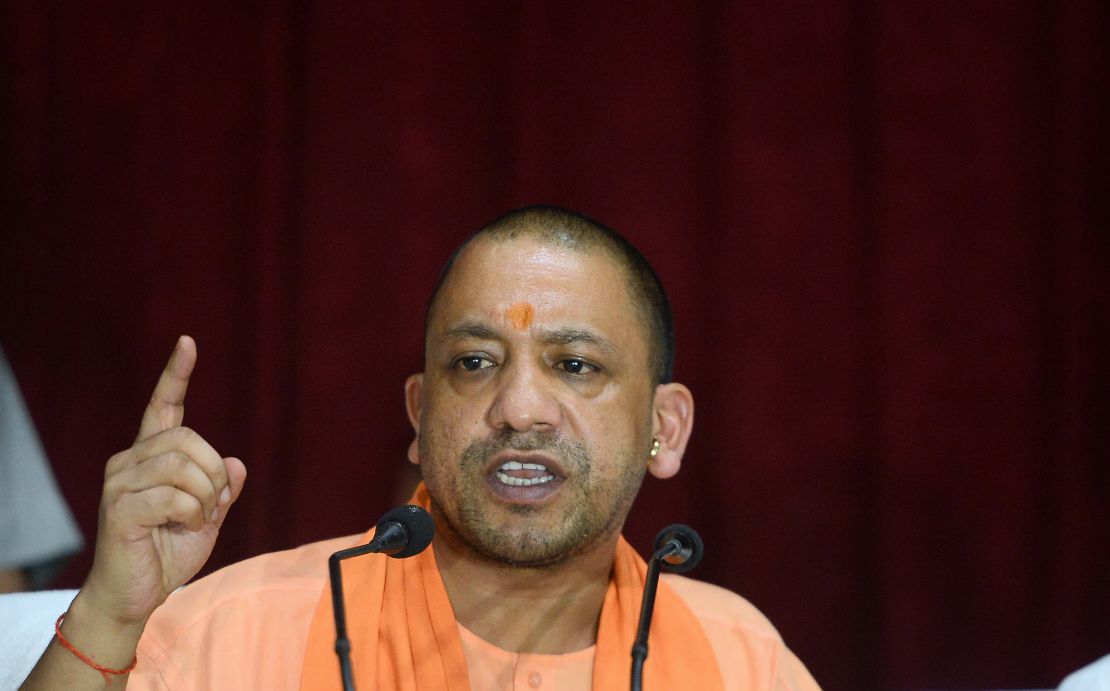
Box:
[566,396,647,457]
[420,386,484,457]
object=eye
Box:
[455,355,495,372]
[557,358,597,375]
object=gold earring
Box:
[649,438,660,461]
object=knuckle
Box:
[180,491,201,511]
[146,485,173,506]
[102,474,122,501]
[163,426,183,442]
[165,451,190,472]
[157,425,191,445]
[174,492,202,520]
[104,451,129,478]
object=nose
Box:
[487,360,563,432]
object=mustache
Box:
[459,429,591,470]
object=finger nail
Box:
[219,486,231,504]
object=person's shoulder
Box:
[133,534,365,689]
[662,573,785,644]
[177,533,360,603]
[662,574,823,691]
[141,533,361,650]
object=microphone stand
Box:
[630,552,664,691]
[630,524,703,691]
[327,505,434,691]
[329,543,385,691]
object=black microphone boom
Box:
[630,524,704,691]
[329,505,435,691]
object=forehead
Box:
[429,237,646,349]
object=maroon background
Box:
[1,3,1107,689]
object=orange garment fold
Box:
[299,484,725,691]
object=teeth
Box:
[499,461,548,472]
[495,472,555,487]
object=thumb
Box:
[214,457,247,527]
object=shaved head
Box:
[426,206,675,385]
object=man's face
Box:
[409,236,656,566]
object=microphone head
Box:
[653,524,704,574]
[377,504,435,558]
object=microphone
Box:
[652,524,704,573]
[630,524,704,691]
[329,505,435,691]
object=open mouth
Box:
[494,460,556,487]
[484,453,566,503]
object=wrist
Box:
[54,612,138,683]
[61,590,148,668]
[76,569,161,627]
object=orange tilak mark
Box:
[505,302,535,330]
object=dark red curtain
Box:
[1,3,1106,689]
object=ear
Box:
[404,373,424,465]
[648,382,694,480]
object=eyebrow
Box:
[444,321,501,341]
[442,321,619,354]
[537,327,619,355]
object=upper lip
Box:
[486,451,567,478]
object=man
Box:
[22,206,820,689]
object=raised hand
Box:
[81,335,247,624]
[22,337,248,689]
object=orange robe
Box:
[298,487,723,690]
[132,487,819,690]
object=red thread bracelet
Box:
[54,613,138,683]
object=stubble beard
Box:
[420,429,646,568]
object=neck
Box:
[433,527,619,655]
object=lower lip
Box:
[485,474,564,504]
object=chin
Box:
[465,515,618,569]
[474,538,581,569]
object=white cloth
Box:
[0,589,78,689]
[1061,654,1110,691]
[0,346,83,587]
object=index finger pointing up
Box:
[136,335,197,443]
